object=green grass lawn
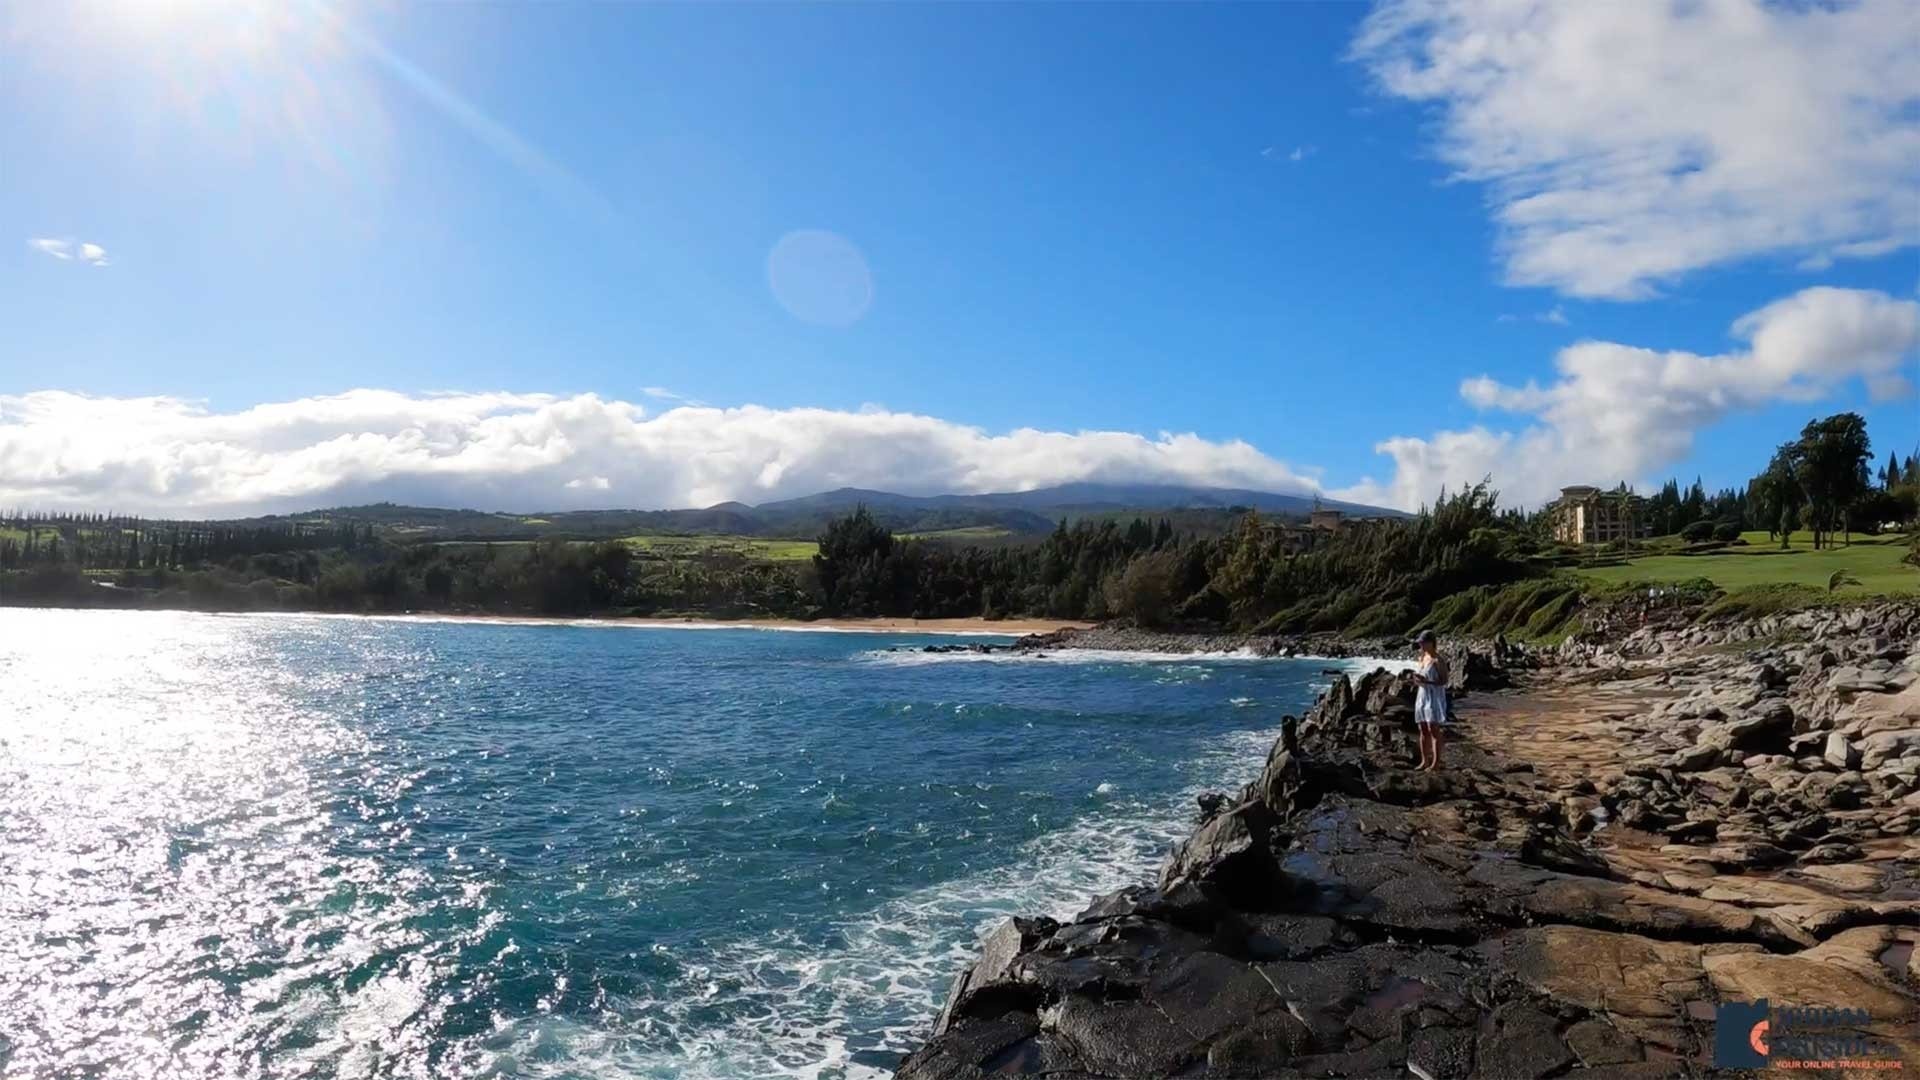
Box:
[1578,530,1918,596]
[621,534,818,562]
[898,525,1013,542]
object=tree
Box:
[1749,443,1805,548]
[1792,413,1871,549]
[1103,549,1182,628]
[1846,489,1900,535]
[813,505,902,614]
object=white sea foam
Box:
[859,645,1268,666]
[518,723,1288,1080]
[862,646,1415,677]
[221,611,1028,638]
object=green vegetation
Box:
[1422,578,1588,643]
[5,411,1913,634]
[621,534,818,562]
[898,526,1012,543]
[1577,531,1917,595]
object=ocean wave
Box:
[220,611,1030,638]
[861,646,1416,675]
[491,724,1286,1080]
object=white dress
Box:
[1415,658,1448,727]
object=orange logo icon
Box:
[1748,1019,1770,1057]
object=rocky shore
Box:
[1009,625,1421,661]
[896,602,1920,1078]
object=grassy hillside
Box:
[620,535,818,562]
[1578,531,1917,595]
[898,525,1014,543]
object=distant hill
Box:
[221,483,1403,542]
[756,482,1401,520]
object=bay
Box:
[0,609,1376,1079]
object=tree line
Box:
[1566,412,1913,548]
[1746,413,1911,549]
[0,512,369,572]
[3,411,1911,633]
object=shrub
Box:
[1104,549,1182,628]
[1711,522,1741,542]
[1680,520,1716,542]
[1346,598,1415,639]
[1522,588,1583,639]
[1702,583,1825,620]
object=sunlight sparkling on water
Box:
[0,610,1382,1079]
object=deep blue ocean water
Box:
[0,610,1388,1079]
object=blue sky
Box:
[2,0,1915,514]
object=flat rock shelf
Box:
[897,602,1920,1078]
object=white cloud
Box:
[26,237,109,265]
[640,385,708,407]
[1262,144,1317,163]
[1352,0,1920,299]
[0,389,1328,516]
[1335,286,1920,511]
[1497,305,1568,326]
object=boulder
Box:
[1830,666,1894,694]
[1801,842,1866,864]
[1355,668,1416,720]
[1859,728,1920,770]
[1707,701,1794,754]
[1668,744,1721,772]
[1824,733,1861,771]
[1698,842,1792,871]
[1450,648,1511,692]
[932,915,1057,1035]
[1159,798,1285,907]
[895,1010,1041,1080]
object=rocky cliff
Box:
[897,603,1920,1078]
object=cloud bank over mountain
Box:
[4,291,1909,518]
[0,391,1328,516]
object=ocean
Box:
[0,609,1382,1079]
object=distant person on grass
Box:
[1409,630,1449,771]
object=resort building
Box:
[1548,485,1650,545]
[1308,509,1345,532]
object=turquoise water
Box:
[0,610,1379,1079]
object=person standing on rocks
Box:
[1410,630,1450,771]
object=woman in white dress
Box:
[1410,630,1449,771]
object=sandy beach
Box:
[205,609,1094,635]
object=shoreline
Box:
[899,599,1920,1077]
[1005,623,1418,660]
[0,604,1094,637]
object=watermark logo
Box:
[1715,999,1771,1069]
[1713,998,1904,1071]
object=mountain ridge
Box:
[196,482,1404,541]
[751,481,1400,518]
